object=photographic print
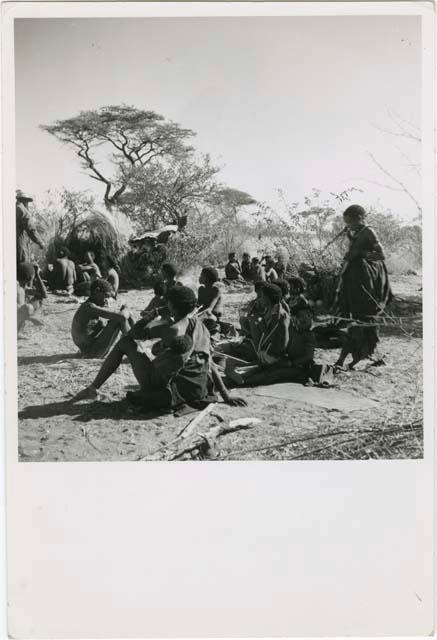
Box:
[15,13,424,462]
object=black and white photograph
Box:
[13,12,426,463]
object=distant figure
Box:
[105,256,120,299]
[264,257,278,283]
[140,281,167,318]
[17,262,47,333]
[224,252,243,281]
[51,247,77,294]
[250,257,265,282]
[241,253,252,281]
[71,279,134,359]
[16,190,44,268]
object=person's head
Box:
[169,334,193,356]
[288,275,306,296]
[259,283,282,309]
[17,262,35,288]
[199,266,220,286]
[89,278,114,306]
[343,204,366,231]
[265,257,275,268]
[252,257,260,265]
[153,281,166,297]
[167,285,197,319]
[57,246,69,259]
[254,280,265,297]
[161,262,177,281]
[275,279,290,299]
[242,253,250,261]
[228,252,236,262]
[16,190,33,205]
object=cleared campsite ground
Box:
[17,275,423,462]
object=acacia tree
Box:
[118,153,221,230]
[41,105,195,210]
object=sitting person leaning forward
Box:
[69,285,246,409]
[71,279,134,358]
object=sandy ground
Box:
[17,275,423,462]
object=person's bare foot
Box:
[69,385,98,403]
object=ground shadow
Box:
[19,399,169,422]
[18,352,81,365]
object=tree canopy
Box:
[41,105,195,209]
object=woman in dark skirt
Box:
[334,205,392,368]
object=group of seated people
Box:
[68,259,319,413]
[48,248,120,299]
[225,252,291,284]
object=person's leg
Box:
[71,336,153,401]
[17,303,34,332]
[83,320,122,358]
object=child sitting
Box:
[17,262,47,333]
[197,267,224,336]
[224,252,243,281]
[71,279,134,358]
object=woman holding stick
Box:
[333,205,392,368]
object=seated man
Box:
[197,266,224,337]
[17,262,47,333]
[69,286,246,410]
[224,252,243,281]
[51,247,77,294]
[141,281,167,318]
[71,279,134,358]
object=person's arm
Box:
[363,228,386,260]
[23,213,44,250]
[87,303,130,323]
[210,362,247,407]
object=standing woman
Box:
[334,205,392,367]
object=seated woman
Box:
[197,266,224,337]
[218,283,289,368]
[69,285,246,410]
[17,262,47,333]
[71,279,135,358]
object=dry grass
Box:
[17,275,423,462]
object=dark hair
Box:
[167,285,197,316]
[274,279,290,298]
[252,257,260,264]
[242,253,250,260]
[254,280,265,293]
[17,262,35,285]
[161,262,177,279]
[90,278,113,297]
[57,246,69,259]
[343,204,366,222]
[261,283,282,306]
[228,252,236,259]
[153,281,166,296]
[169,334,193,355]
[288,276,306,294]
[201,266,220,284]
[106,255,119,270]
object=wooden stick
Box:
[177,402,216,439]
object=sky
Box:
[15,16,421,221]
